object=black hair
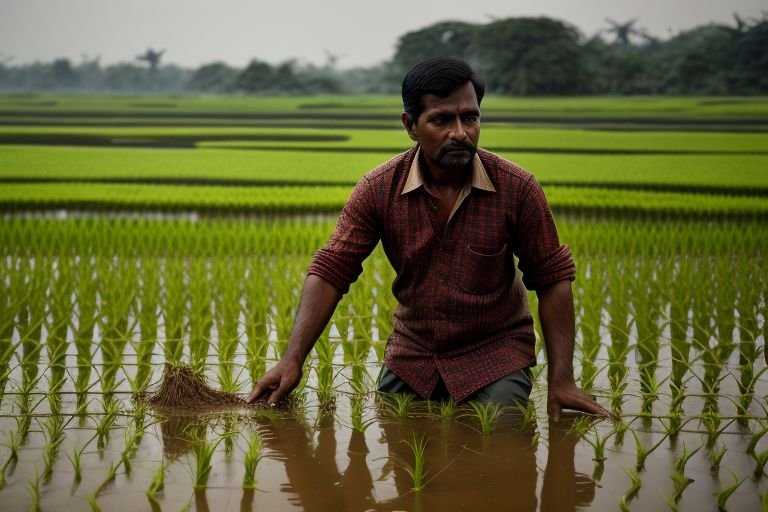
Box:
[402,57,485,124]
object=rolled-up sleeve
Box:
[513,176,575,290]
[307,176,381,294]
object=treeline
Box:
[1,15,766,95]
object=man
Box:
[247,57,609,421]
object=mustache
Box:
[436,140,476,159]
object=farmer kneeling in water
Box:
[247,57,610,421]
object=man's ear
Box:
[401,112,418,142]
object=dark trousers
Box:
[377,365,533,406]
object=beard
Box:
[435,140,477,169]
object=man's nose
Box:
[448,118,467,141]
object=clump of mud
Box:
[140,363,247,410]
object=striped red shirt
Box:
[308,146,575,402]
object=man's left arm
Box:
[537,279,610,422]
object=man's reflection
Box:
[155,404,596,511]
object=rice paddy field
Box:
[0,94,767,511]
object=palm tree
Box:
[136,48,165,71]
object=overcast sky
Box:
[1,0,765,69]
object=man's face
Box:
[402,81,481,172]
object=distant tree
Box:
[187,62,239,92]
[236,59,276,93]
[391,21,480,76]
[136,48,165,71]
[48,58,80,88]
[731,20,768,93]
[474,17,588,95]
[655,24,737,94]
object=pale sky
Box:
[1,0,765,69]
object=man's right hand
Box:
[246,358,303,406]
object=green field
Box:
[0,94,766,511]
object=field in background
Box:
[0,94,766,511]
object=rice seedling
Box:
[27,467,41,512]
[747,425,768,456]
[621,467,642,503]
[193,438,217,490]
[0,430,20,490]
[670,442,701,500]
[67,443,86,484]
[382,392,415,419]
[145,460,165,508]
[439,398,457,420]
[752,449,768,479]
[313,332,337,410]
[709,444,727,476]
[242,432,263,490]
[96,397,121,449]
[40,413,66,483]
[465,400,503,435]
[350,395,375,433]
[716,470,746,512]
[631,429,669,472]
[401,431,428,492]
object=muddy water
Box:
[0,361,766,511]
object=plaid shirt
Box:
[308,146,575,402]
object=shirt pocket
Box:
[460,243,510,295]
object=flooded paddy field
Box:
[0,216,766,511]
[1,94,767,510]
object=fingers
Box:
[247,371,279,404]
[549,385,612,421]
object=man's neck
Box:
[421,153,471,192]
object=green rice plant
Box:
[467,400,502,435]
[0,430,21,490]
[701,414,733,451]
[96,397,121,449]
[193,438,218,490]
[242,432,263,490]
[382,392,414,419]
[631,429,669,472]
[98,255,137,399]
[40,413,66,483]
[575,260,604,393]
[243,257,270,385]
[313,332,337,410]
[709,444,727,476]
[188,257,213,374]
[28,467,41,512]
[401,431,428,492]
[350,395,375,433]
[622,467,642,503]
[716,470,746,512]
[132,259,159,393]
[752,449,768,479]
[145,461,165,503]
[580,426,613,463]
[747,425,768,456]
[670,442,701,500]
[67,443,85,483]
[161,256,186,364]
[660,490,681,512]
[439,398,457,420]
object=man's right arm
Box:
[246,274,342,405]
[246,176,381,405]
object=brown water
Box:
[0,358,766,512]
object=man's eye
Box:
[432,117,447,125]
[463,115,479,123]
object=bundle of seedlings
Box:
[140,363,247,411]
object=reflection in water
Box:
[155,406,597,511]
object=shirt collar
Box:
[401,147,496,195]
